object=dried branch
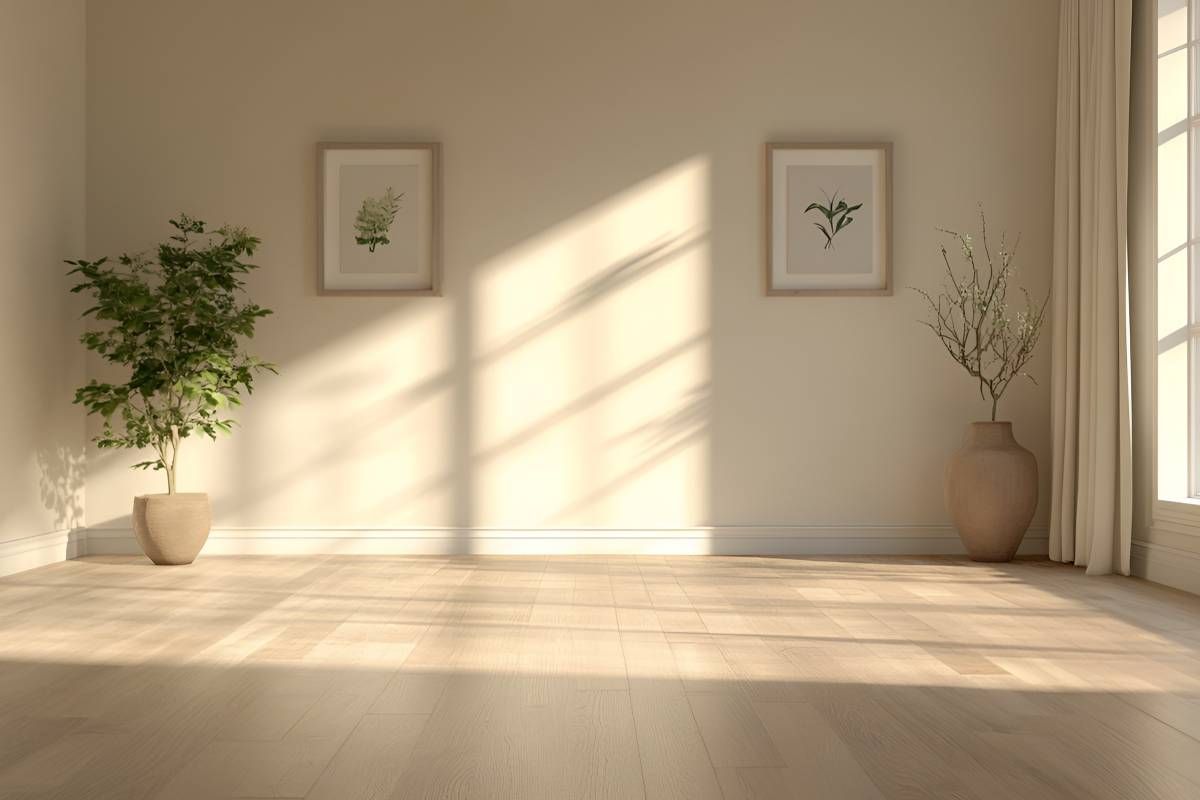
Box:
[909,210,1048,421]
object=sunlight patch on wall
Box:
[472,157,711,529]
[248,305,456,526]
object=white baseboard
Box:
[1131,540,1200,595]
[0,529,87,578]
[83,525,1050,557]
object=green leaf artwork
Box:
[354,187,404,253]
[66,214,276,494]
[804,190,862,250]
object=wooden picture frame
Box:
[765,142,892,296]
[317,142,442,296]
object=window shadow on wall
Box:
[85,155,715,558]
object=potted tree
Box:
[68,214,274,565]
[912,210,1048,561]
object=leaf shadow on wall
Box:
[35,443,85,532]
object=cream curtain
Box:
[1050,0,1134,575]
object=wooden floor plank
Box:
[628,685,723,800]
[686,692,784,768]
[307,713,428,800]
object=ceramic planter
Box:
[131,493,212,565]
[945,422,1037,562]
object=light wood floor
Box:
[1,555,1199,799]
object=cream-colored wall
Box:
[84,0,1059,546]
[0,1,87,566]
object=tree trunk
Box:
[165,427,180,495]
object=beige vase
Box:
[131,493,212,565]
[945,422,1037,562]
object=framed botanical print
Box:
[318,142,442,295]
[765,142,891,296]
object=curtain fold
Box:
[1050,0,1133,575]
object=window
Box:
[1158,0,1200,501]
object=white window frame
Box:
[1155,0,1200,528]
